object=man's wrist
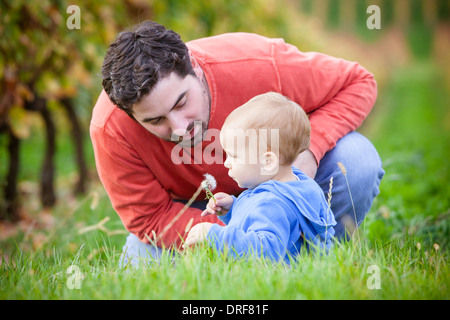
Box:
[294,149,318,178]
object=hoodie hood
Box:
[252,167,336,249]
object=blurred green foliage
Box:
[0,0,130,132]
[366,61,450,247]
[1,0,133,217]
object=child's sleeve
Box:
[207,194,291,261]
[216,195,237,225]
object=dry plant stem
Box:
[78,216,127,236]
[344,173,358,239]
[78,217,110,234]
[156,184,203,243]
[326,176,333,215]
[337,162,360,245]
[325,176,333,243]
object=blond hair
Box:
[222,92,310,165]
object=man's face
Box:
[132,72,211,147]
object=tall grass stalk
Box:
[337,162,361,249]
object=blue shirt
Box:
[207,167,336,263]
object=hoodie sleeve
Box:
[216,195,237,225]
[207,193,291,261]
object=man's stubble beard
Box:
[170,75,211,148]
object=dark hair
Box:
[101,21,194,116]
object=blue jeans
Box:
[120,131,384,267]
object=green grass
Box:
[0,232,447,299]
[1,60,449,300]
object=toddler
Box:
[184,92,336,263]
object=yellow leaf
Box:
[9,105,31,139]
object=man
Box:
[90,21,384,266]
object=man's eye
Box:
[150,118,162,125]
[175,100,186,109]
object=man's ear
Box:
[260,151,279,176]
[190,53,204,79]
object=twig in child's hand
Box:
[201,173,217,203]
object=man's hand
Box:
[183,222,213,248]
[201,192,234,217]
[293,149,318,178]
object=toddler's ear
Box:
[260,151,279,176]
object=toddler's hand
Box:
[183,222,213,248]
[201,192,233,217]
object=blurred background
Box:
[1,0,449,248]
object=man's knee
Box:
[341,133,384,208]
[320,131,384,192]
[316,131,384,239]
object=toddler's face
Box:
[220,129,268,189]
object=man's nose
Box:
[169,114,189,137]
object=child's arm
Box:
[208,194,292,261]
[183,193,235,249]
